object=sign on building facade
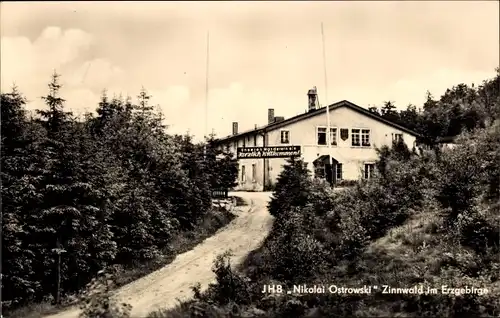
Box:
[237,146,301,159]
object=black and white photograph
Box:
[1,1,499,317]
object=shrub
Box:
[267,209,328,282]
[197,251,253,306]
[78,267,132,318]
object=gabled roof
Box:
[215,100,421,144]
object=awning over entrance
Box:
[313,155,338,166]
[313,155,338,186]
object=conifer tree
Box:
[268,157,313,218]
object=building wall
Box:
[223,132,266,191]
[224,106,417,190]
[264,106,417,187]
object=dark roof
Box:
[215,100,421,144]
[313,155,338,165]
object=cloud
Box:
[1,27,124,116]
[68,58,125,90]
[1,26,93,92]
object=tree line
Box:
[1,72,238,313]
[367,70,499,143]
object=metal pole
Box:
[204,31,210,159]
[321,22,333,185]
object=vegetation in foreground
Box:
[148,70,500,317]
[1,73,239,318]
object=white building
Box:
[215,88,421,191]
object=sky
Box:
[1,1,499,141]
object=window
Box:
[252,164,256,182]
[393,133,403,143]
[336,163,343,180]
[352,129,360,146]
[330,128,337,146]
[318,127,327,145]
[243,138,246,147]
[241,165,246,182]
[364,163,375,179]
[254,134,257,146]
[361,129,371,146]
[317,127,337,145]
[280,130,290,144]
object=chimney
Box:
[274,116,285,123]
[307,86,318,112]
[268,108,275,124]
[232,122,238,135]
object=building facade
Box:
[215,89,420,191]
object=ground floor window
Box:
[336,163,343,180]
[393,133,403,143]
[241,165,246,182]
[364,163,375,179]
[252,164,256,182]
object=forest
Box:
[1,72,239,316]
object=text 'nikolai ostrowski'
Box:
[261,284,489,296]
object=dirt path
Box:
[45,191,274,318]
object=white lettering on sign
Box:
[237,146,301,159]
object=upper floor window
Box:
[362,129,371,146]
[352,129,371,147]
[393,133,403,143]
[281,130,290,144]
[317,127,337,145]
[331,128,337,146]
[254,134,257,146]
[243,138,246,147]
[352,129,360,146]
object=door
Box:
[324,163,336,186]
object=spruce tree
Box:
[268,157,313,218]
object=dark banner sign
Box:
[237,146,301,159]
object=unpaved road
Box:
[45,191,274,318]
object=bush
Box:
[78,267,132,318]
[267,209,328,282]
[196,251,253,306]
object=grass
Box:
[311,209,500,317]
[149,203,500,317]
[5,197,246,318]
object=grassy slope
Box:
[152,204,500,317]
[5,198,244,318]
[328,209,499,317]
